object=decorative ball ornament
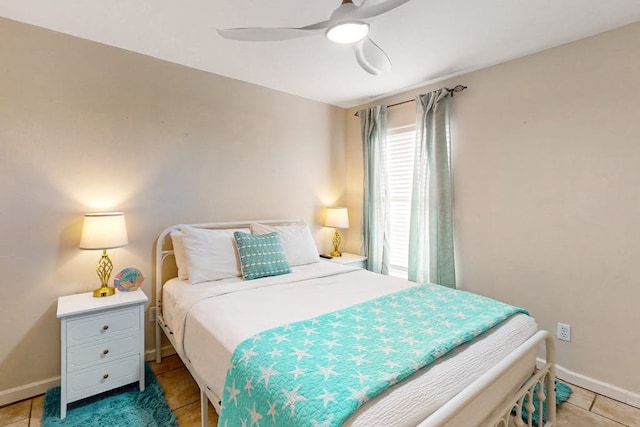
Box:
[114,268,144,292]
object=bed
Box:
[154,220,556,427]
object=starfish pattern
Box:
[385,360,400,369]
[281,384,306,416]
[382,371,400,385]
[401,336,418,346]
[266,401,278,422]
[311,414,334,427]
[302,326,318,336]
[267,348,282,358]
[225,380,240,407]
[246,402,263,427]
[347,386,370,405]
[327,320,344,329]
[244,377,254,396]
[258,363,280,387]
[291,347,312,361]
[325,353,338,362]
[351,332,368,341]
[315,365,339,381]
[348,354,369,366]
[376,345,396,355]
[322,339,341,349]
[272,333,289,344]
[238,346,258,366]
[353,371,371,383]
[316,389,337,408]
[288,366,305,380]
[219,284,528,426]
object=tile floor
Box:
[1,355,639,426]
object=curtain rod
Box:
[354,84,468,117]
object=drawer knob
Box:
[103,373,109,379]
[102,325,109,331]
[102,349,109,355]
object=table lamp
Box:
[79,212,128,297]
[325,207,349,257]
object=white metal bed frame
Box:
[154,220,557,427]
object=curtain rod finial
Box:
[447,85,468,96]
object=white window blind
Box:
[386,125,416,279]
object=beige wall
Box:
[0,18,345,400]
[3,12,639,406]
[346,22,640,397]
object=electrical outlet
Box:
[148,307,156,323]
[557,323,571,342]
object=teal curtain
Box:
[408,89,456,288]
[360,105,390,274]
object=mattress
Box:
[162,262,537,426]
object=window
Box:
[386,125,416,278]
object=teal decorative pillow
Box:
[234,231,292,280]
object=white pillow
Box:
[181,225,249,284]
[170,230,189,280]
[250,222,319,266]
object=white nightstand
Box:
[325,252,368,269]
[56,289,148,419]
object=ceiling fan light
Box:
[326,22,369,44]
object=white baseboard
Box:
[627,391,640,409]
[0,376,60,407]
[145,345,176,361]
[1,347,175,407]
[537,358,640,409]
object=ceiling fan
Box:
[216,0,412,75]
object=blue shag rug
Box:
[519,379,572,426]
[42,363,177,427]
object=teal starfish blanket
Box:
[218,284,528,427]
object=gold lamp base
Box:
[93,249,116,298]
[330,228,342,257]
[93,285,116,297]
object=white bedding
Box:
[162,262,537,426]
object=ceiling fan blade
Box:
[217,27,324,42]
[217,15,332,42]
[357,0,387,7]
[353,0,412,20]
[355,37,392,75]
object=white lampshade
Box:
[79,212,128,250]
[325,207,350,229]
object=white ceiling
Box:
[2,0,639,108]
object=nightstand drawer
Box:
[66,354,141,403]
[67,333,140,372]
[67,307,140,344]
